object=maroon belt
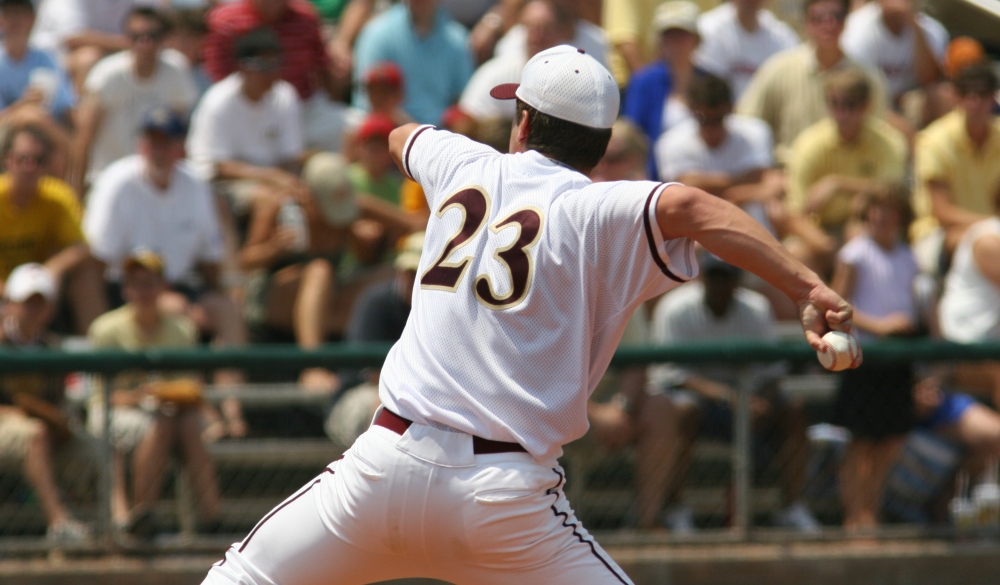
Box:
[374,408,527,455]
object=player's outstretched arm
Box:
[389,123,424,177]
[656,185,855,354]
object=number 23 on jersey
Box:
[421,186,543,310]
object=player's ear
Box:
[515,110,531,144]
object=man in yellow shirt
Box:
[0,123,106,332]
[786,68,908,246]
[737,0,888,162]
[913,61,1000,248]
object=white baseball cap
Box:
[490,44,619,129]
[303,152,358,227]
[5,263,56,302]
[653,1,700,36]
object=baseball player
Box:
[203,45,856,585]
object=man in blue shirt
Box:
[353,0,473,125]
[0,0,76,123]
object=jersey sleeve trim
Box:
[402,124,435,180]
[642,182,688,283]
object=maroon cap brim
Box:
[490,83,519,100]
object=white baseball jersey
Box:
[380,126,698,462]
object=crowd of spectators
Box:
[0,0,998,542]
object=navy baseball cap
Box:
[141,106,188,138]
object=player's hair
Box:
[954,60,999,96]
[802,0,848,18]
[688,74,732,109]
[857,182,914,240]
[0,0,35,14]
[167,7,209,35]
[515,99,612,172]
[126,6,173,35]
[0,123,54,163]
[235,27,283,61]
[824,67,871,104]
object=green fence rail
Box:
[0,339,997,373]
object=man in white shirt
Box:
[186,26,306,213]
[84,108,249,436]
[841,0,948,106]
[70,6,197,195]
[695,0,799,99]
[495,0,606,66]
[459,0,573,123]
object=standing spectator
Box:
[494,0,606,67]
[353,0,473,125]
[829,183,920,531]
[737,0,888,162]
[87,250,222,538]
[785,68,907,266]
[83,108,247,436]
[649,256,819,533]
[204,0,347,152]
[694,0,798,99]
[459,0,573,124]
[0,123,106,333]
[0,0,76,123]
[622,1,703,179]
[603,0,668,88]
[186,27,306,214]
[841,0,948,108]
[911,61,1000,251]
[71,6,197,195]
[0,263,94,542]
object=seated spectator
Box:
[737,0,888,162]
[829,183,920,531]
[353,0,473,125]
[786,68,907,271]
[187,27,306,215]
[350,61,412,129]
[87,250,221,538]
[603,0,669,88]
[465,0,522,65]
[83,108,247,436]
[622,1,703,178]
[0,263,94,542]
[0,0,76,124]
[0,123,106,334]
[459,0,573,125]
[324,231,423,450]
[590,118,649,183]
[841,0,948,121]
[164,8,212,100]
[649,256,818,533]
[695,0,799,99]
[915,372,1000,472]
[494,0,606,66]
[71,6,197,195]
[204,0,347,152]
[912,61,1000,254]
[349,114,403,207]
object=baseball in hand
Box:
[816,331,861,371]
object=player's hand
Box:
[798,283,857,353]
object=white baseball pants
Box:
[202,417,634,585]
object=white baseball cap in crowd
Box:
[303,152,359,227]
[489,44,619,129]
[653,1,700,36]
[5,263,56,302]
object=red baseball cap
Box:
[363,61,403,88]
[356,113,396,141]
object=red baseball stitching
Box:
[825,339,837,370]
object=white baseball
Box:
[816,331,860,371]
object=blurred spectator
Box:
[30,0,134,92]
[164,8,212,100]
[87,250,221,538]
[0,0,76,124]
[459,0,572,124]
[785,68,907,270]
[695,0,798,99]
[915,373,1000,479]
[912,61,1000,253]
[737,0,888,162]
[71,6,197,195]
[324,231,423,450]
[590,118,649,183]
[623,1,703,179]
[0,123,106,334]
[0,263,94,542]
[649,256,818,533]
[353,0,473,125]
[465,0,522,64]
[205,0,347,152]
[603,0,669,87]
[352,61,412,128]
[350,113,402,206]
[495,0,606,66]
[829,183,919,530]
[841,0,947,108]
[82,107,248,436]
[187,27,305,215]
